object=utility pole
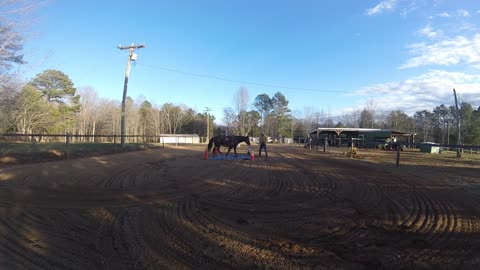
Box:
[118,43,145,149]
[453,88,462,158]
[204,107,211,142]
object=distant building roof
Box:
[308,128,415,136]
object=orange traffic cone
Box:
[203,149,209,160]
[250,152,254,161]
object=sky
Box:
[18,0,480,124]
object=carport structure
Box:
[308,128,416,148]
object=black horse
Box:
[207,135,251,157]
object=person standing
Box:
[259,132,268,157]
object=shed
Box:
[157,134,200,144]
[419,144,440,154]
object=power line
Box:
[136,63,351,94]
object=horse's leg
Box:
[226,147,232,157]
[233,145,237,157]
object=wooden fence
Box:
[0,133,207,144]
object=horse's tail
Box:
[207,137,214,152]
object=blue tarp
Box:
[208,153,253,160]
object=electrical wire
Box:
[136,63,351,94]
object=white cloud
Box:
[456,9,470,17]
[417,24,442,39]
[355,70,480,114]
[400,1,419,17]
[365,0,398,16]
[400,34,480,69]
[458,23,475,31]
[437,12,450,17]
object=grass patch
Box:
[0,142,163,164]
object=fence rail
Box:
[0,133,209,163]
[0,133,208,144]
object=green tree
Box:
[245,110,261,136]
[460,102,476,144]
[358,109,374,128]
[179,108,198,134]
[433,104,452,144]
[253,94,273,128]
[465,107,480,144]
[28,70,77,103]
[459,102,474,144]
[15,85,53,134]
[414,110,434,142]
[26,70,80,132]
[386,110,414,131]
[271,92,290,139]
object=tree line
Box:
[298,102,480,145]
[0,70,217,140]
[1,67,479,145]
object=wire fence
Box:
[0,133,208,144]
[0,133,208,163]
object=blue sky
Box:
[21,0,480,123]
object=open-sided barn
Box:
[308,128,416,148]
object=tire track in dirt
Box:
[378,173,480,266]
[280,147,480,268]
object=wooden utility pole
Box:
[204,107,211,141]
[118,43,145,149]
[453,88,462,158]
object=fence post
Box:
[113,134,117,152]
[396,142,401,168]
[349,138,353,159]
[30,134,35,162]
[66,132,71,160]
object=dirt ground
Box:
[0,144,479,269]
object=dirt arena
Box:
[0,144,479,269]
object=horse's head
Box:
[244,136,251,145]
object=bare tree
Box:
[171,104,186,134]
[233,87,249,135]
[0,77,21,132]
[365,98,378,128]
[222,106,235,135]
[340,111,359,128]
[0,19,24,79]
[76,86,99,141]
[302,106,317,135]
[0,0,43,82]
